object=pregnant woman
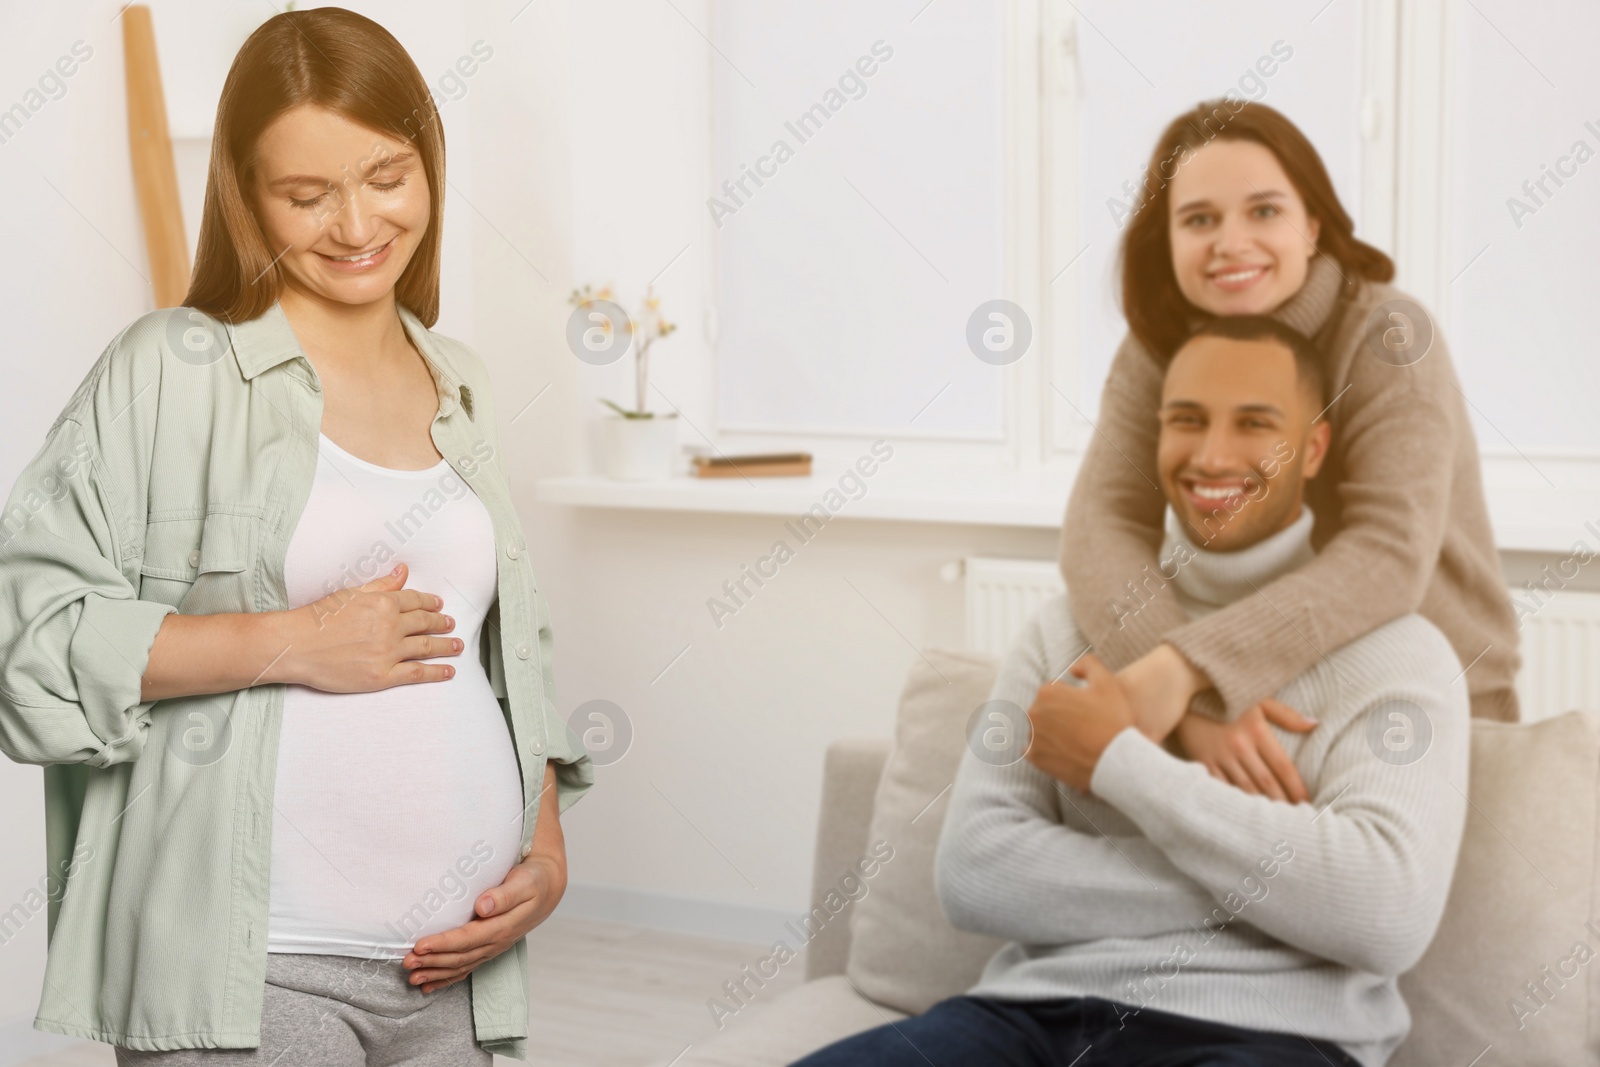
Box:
[1063,99,1521,800]
[0,9,591,1063]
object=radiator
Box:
[960,556,1597,723]
[1513,589,1600,723]
[961,557,1065,660]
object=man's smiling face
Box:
[1157,333,1330,553]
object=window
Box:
[709,1,1009,442]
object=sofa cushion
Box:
[1391,709,1600,1066]
[844,647,1007,1014]
[658,974,907,1067]
[805,737,894,982]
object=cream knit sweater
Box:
[936,507,1471,1067]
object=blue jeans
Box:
[790,994,1363,1067]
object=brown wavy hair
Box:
[1119,99,1392,360]
[183,8,446,326]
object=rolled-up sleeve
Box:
[0,416,175,767]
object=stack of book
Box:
[691,451,813,478]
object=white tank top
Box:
[266,432,526,958]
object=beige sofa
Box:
[666,648,1600,1067]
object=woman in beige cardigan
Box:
[1063,100,1519,802]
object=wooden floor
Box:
[17,915,805,1067]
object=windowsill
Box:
[535,458,1600,555]
[534,471,1068,528]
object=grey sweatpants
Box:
[113,951,493,1066]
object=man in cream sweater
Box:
[791,317,1470,1067]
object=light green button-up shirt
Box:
[0,300,594,1058]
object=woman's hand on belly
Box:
[282,561,463,693]
[400,762,567,993]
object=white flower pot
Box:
[603,414,678,481]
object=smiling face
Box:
[249,104,430,308]
[1158,333,1330,552]
[1167,139,1322,317]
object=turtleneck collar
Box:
[1186,254,1345,341]
[1160,505,1316,609]
[1273,254,1345,337]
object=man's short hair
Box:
[1174,315,1328,411]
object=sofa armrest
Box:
[804,736,892,981]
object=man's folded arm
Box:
[1088,658,1470,976]
[934,611,1219,945]
[936,745,1225,944]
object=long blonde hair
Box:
[183,7,446,325]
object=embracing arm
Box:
[1162,329,1461,716]
[1061,335,1189,673]
[1060,338,1226,739]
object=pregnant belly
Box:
[266,668,527,958]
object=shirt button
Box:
[516,643,532,659]
[506,544,520,560]
[188,549,201,567]
[531,740,544,754]
[520,842,532,859]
